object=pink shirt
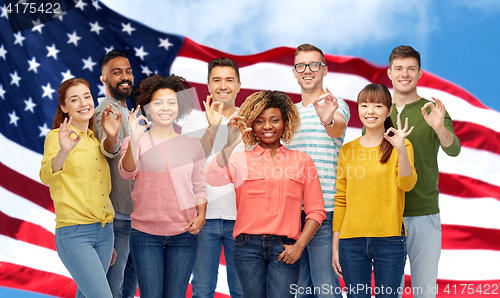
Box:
[119,134,207,236]
[205,145,326,240]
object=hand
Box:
[128,105,150,143]
[110,248,117,266]
[421,97,446,133]
[203,94,224,127]
[58,117,81,153]
[332,248,343,279]
[312,87,339,125]
[277,243,303,264]
[384,113,414,151]
[184,214,206,235]
[226,116,252,146]
[101,104,122,139]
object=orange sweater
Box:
[333,138,417,238]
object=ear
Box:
[388,105,393,117]
[417,68,423,80]
[60,105,68,113]
[387,67,392,79]
[99,75,106,85]
[323,64,328,77]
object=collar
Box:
[252,144,287,156]
[70,125,94,139]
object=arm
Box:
[312,87,347,139]
[199,95,223,158]
[185,142,208,234]
[121,106,150,172]
[101,105,122,155]
[278,218,320,264]
[384,114,414,177]
[215,116,251,168]
[51,118,81,173]
[422,97,459,150]
[332,231,343,278]
[184,200,207,235]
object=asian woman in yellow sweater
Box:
[332,84,417,298]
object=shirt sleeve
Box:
[441,110,461,157]
[396,139,418,192]
[204,154,232,187]
[336,96,351,126]
[118,135,139,180]
[39,130,63,185]
[181,115,205,139]
[302,154,327,225]
[333,147,347,232]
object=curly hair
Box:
[52,78,94,131]
[238,90,300,148]
[132,74,193,121]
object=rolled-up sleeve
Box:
[118,135,139,180]
[40,130,63,185]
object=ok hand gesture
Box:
[384,113,414,151]
[128,105,150,143]
[226,116,252,147]
[312,87,339,125]
[58,117,81,154]
[422,97,446,133]
[101,104,122,140]
[203,94,224,127]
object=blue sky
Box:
[1,1,498,297]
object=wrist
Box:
[320,118,334,128]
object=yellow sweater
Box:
[333,137,417,238]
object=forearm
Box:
[199,125,219,158]
[294,219,320,250]
[436,126,455,148]
[121,139,137,172]
[215,142,238,168]
[51,150,70,173]
[195,199,207,217]
[396,146,413,177]
[324,112,346,139]
[103,135,120,155]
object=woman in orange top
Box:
[205,90,326,298]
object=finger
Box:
[405,126,414,136]
[217,102,224,114]
[403,117,409,132]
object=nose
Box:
[263,120,272,130]
[220,80,227,89]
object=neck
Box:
[71,121,89,135]
[392,90,420,107]
[301,87,325,106]
[222,104,238,119]
[360,126,385,147]
[106,92,128,108]
[148,124,179,139]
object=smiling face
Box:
[207,66,241,106]
[253,107,284,150]
[358,101,392,131]
[293,50,327,93]
[60,84,94,129]
[147,88,178,127]
[387,57,422,96]
[101,56,134,101]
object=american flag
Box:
[0,0,499,297]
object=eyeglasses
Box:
[294,62,326,73]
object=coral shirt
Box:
[205,145,326,240]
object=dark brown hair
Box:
[132,74,193,121]
[357,84,394,163]
[295,43,326,63]
[207,58,240,82]
[52,78,95,131]
[389,45,421,70]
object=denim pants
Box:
[191,219,242,298]
[339,229,406,298]
[106,218,138,298]
[404,214,441,298]
[233,233,300,298]
[297,211,342,298]
[130,229,197,298]
[55,222,114,298]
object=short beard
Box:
[106,78,132,102]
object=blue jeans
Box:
[106,219,138,298]
[191,219,242,298]
[339,228,406,298]
[297,211,342,298]
[233,234,300,298]
[55,222,114,298]
[404,214,441,298]
[130,229,198,298]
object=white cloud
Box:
[102,0,437,55]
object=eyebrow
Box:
[111,67,132,72]
[211,76,235,80]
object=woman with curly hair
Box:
[119,74,207,297]
[40,78,121,298]
[205,90,326,298]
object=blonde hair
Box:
[238,91,300,148]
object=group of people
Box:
[40,44,460,298]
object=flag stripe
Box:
[439,173,500,201]
[441,224,500,251]
[0,211,55,251]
